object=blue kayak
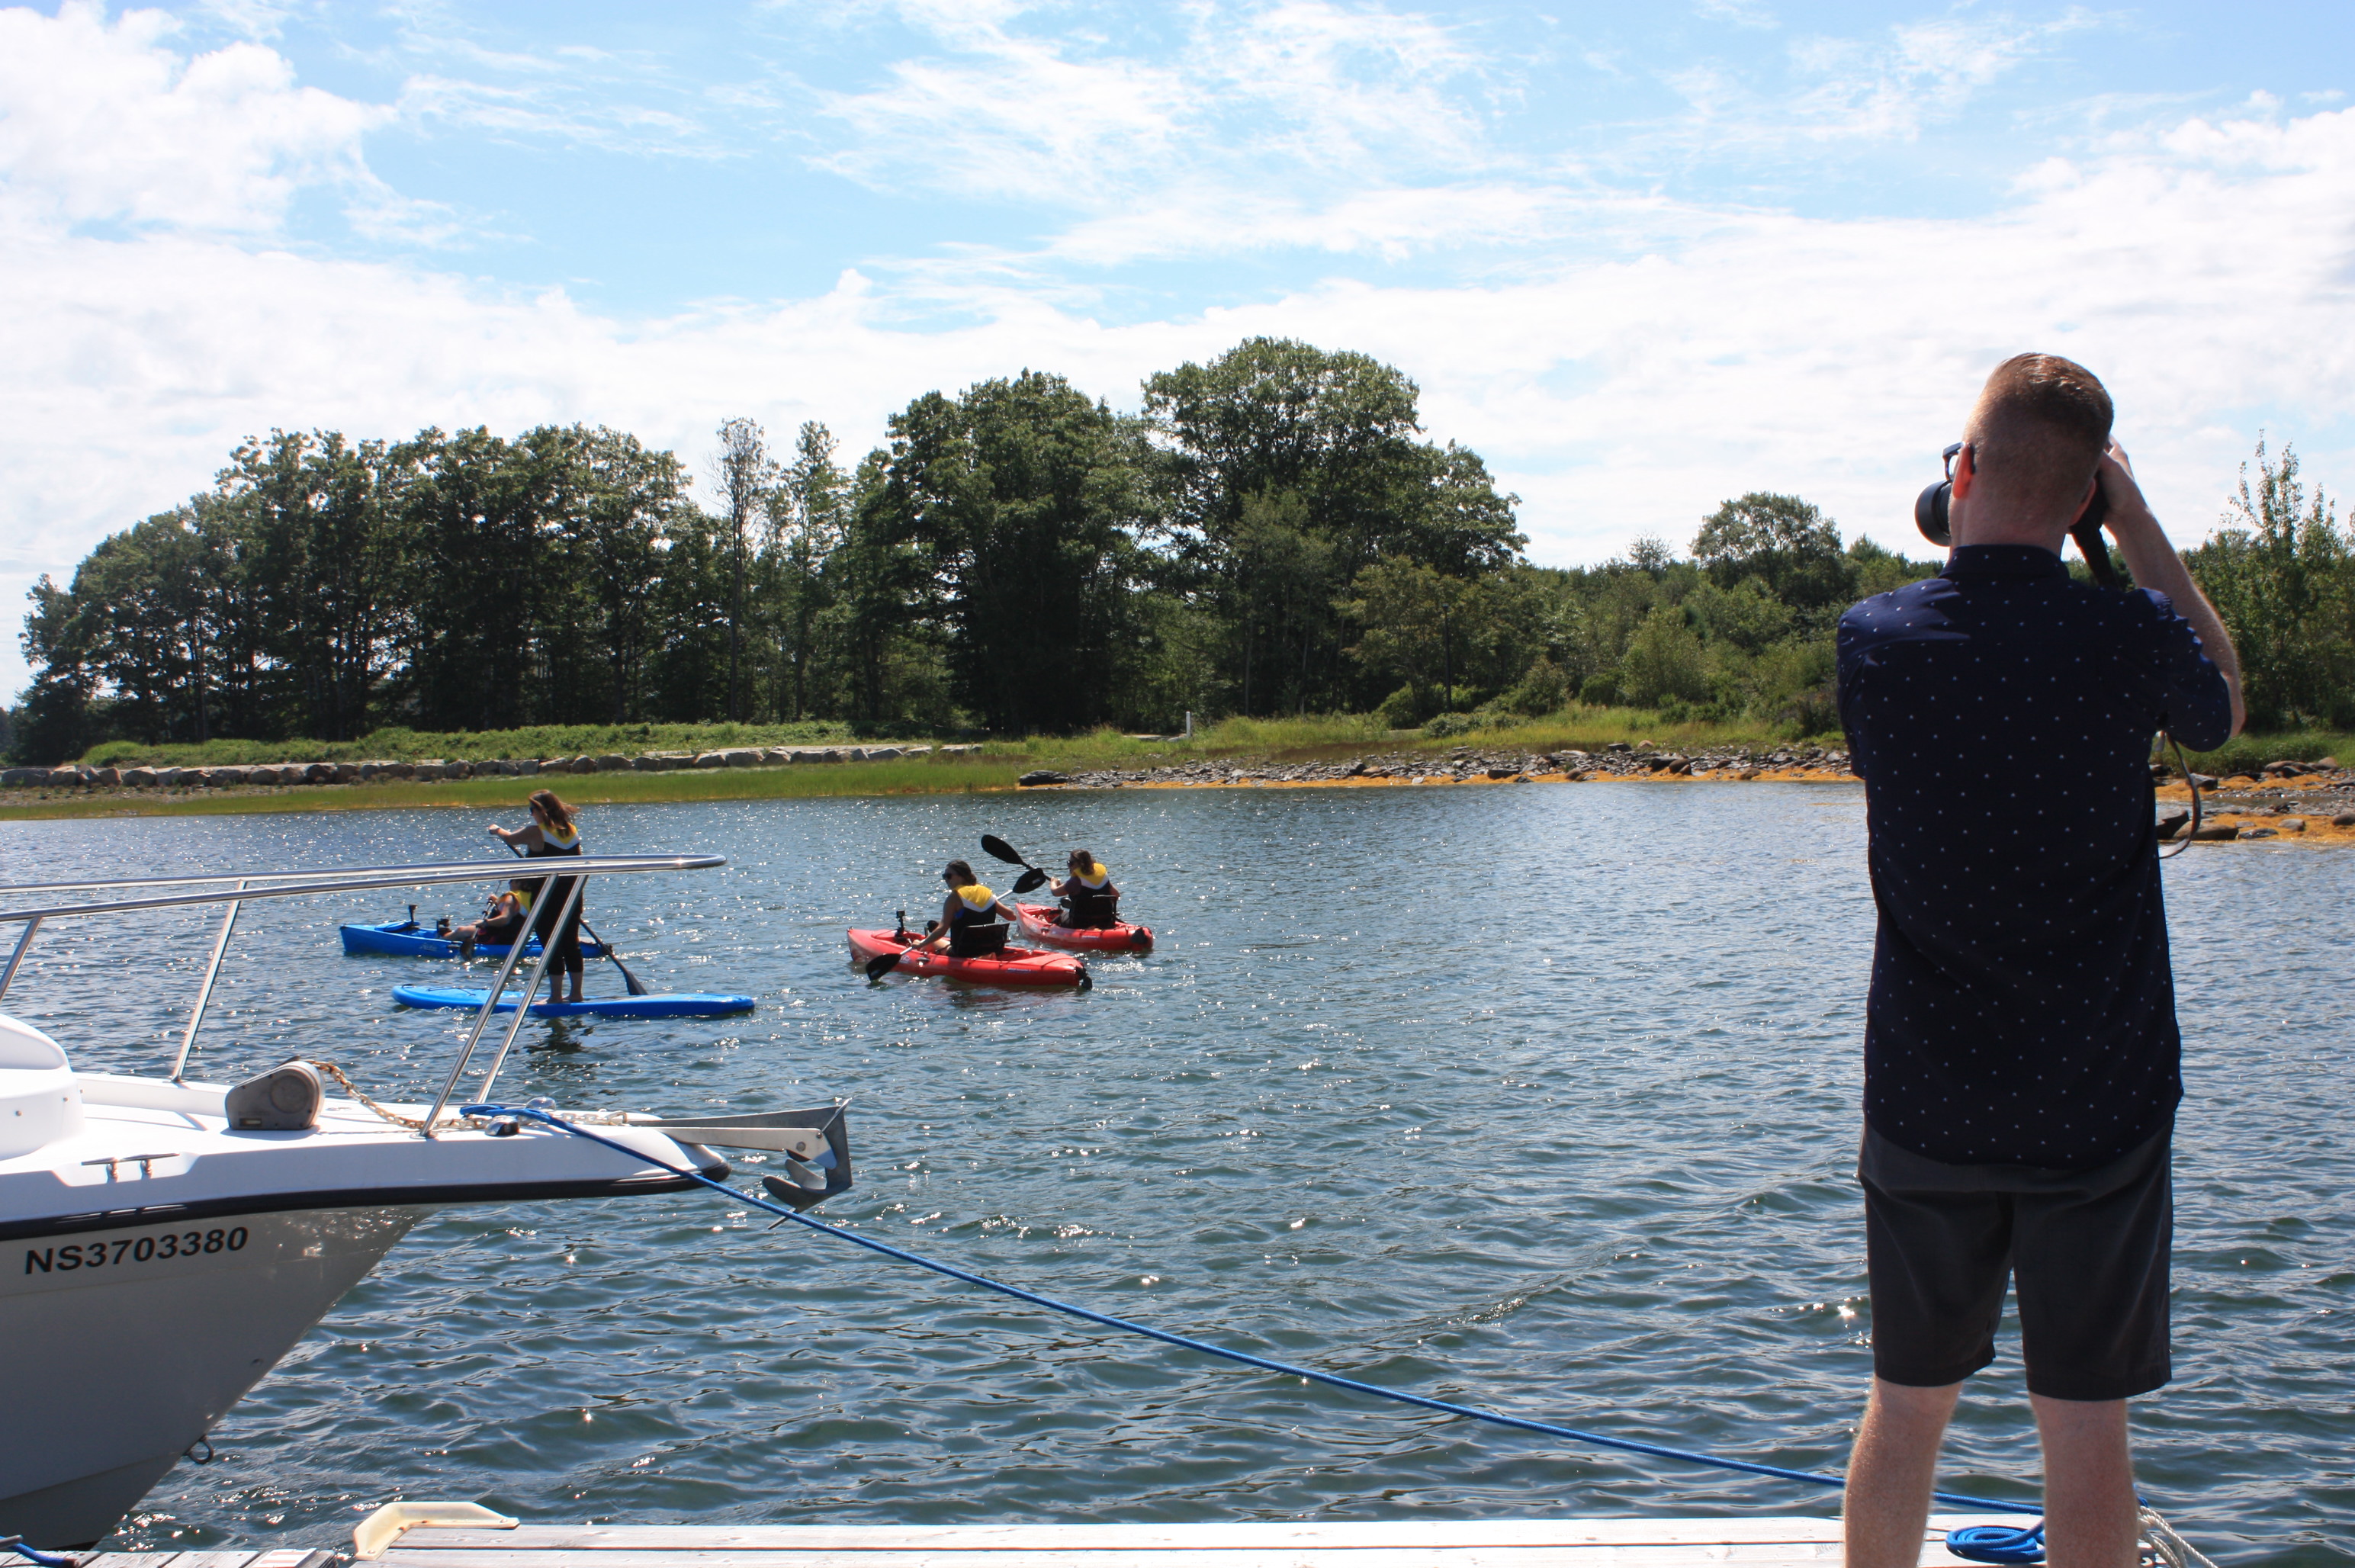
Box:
[392,984,754,1019]
[342,920,609,962]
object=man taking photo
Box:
[1836,354,2241,1568]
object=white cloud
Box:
[0,1,388,232]
[814,0,1494,217]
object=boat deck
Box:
[84,1514,2036,1568]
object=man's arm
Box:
[2098,442,2245,738]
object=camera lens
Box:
[1914,480,1952,547]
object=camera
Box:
[1916,441,2119,588]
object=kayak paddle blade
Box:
[980,834,1030,867]
[1013,867,1049,894]
[864,948,905,982]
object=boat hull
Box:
[846,927,1089,988]
[1013,904,1153,951]
[0,1204,426,1546]
[340,921,609,961]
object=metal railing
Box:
[0,854,726,1136]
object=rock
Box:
[865,746,904,761]
[1019,770,1071,786]
[536,757,568,774]
[2189,773,2218,789]
[2336,812,2355,827]
[2319,756,2339,769]
[1,768,46,786]
[941,744,980,756]
[2241,827,2279,839]
[694,750,728,769]
[756,747,792,765]
[92,767,120,785]
[2281,818,2307,832]
[2189,824,2240,841]
[331,762,360,782]
[596,754,630,772]
[479,759,516,777]
[562,755,593,774]
[2155,811,2190,840]
[722,748,761,767]
[1484,766,1517,780]
[791,747,842,763]
[516,758,539,776]
[210,766,251,785]
[121,766,158,787]
[1607,741,1632,753]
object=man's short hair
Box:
[1965,353,2114,523]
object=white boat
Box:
[0,857,853,1550]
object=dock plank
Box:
[371,1515,2029,1568]
[385,1518,2030,1552]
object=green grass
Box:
[76,721,867,769]
[0,753,1019,820]
[11,708,2343,822]
[2174,729,2351,776]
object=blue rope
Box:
[2,1536,76,1567]
[470,1104,2044,1521]
[1945,1522,2048,1563]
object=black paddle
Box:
[979,834,1052,895]
[495,833,649,996]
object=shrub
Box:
[1504,657,1569,717]
[1422,712,1480,738]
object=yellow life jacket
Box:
[953,883,997,913]
[510,885,533,912]
[539,823,582,853]
[1076,864,1109,889]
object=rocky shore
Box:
[7,737,2353,845]
[0,743,973,795]
[1016,741,1860,789]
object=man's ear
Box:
[1950,442,1978,500]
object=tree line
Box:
[10,332,2348,763]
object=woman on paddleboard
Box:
[914,860,1019,959]
[1049,850,1120,930]
[490,789,586,1005]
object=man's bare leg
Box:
[2030,1395,2137,1568]
[1844,1378,1962,1568]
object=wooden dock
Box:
[82,1512,2040,1568]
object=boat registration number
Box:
[24,1226,249,1274]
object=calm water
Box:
[1,785,2348,1565]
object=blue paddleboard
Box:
[341,921,608,962]
[391,984,753,1019]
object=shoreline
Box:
[2,741,2351,842]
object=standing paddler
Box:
[490,789,586,1006]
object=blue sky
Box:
[5,1,2354,699]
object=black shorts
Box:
[528,879,584,973]
[1859,1126,2171,1402]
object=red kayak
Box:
[847,927,1091,989]
[1014,903,1153,952]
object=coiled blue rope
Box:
[471,1104,2047,1546]
[1945,1522,2048,1563]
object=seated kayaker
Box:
[1049,850,1120,929]
[914,860,1017,958]
[448,882,532,949]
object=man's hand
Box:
[2099,442,2245,737]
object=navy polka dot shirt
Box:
[1837,545,2234,1170]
